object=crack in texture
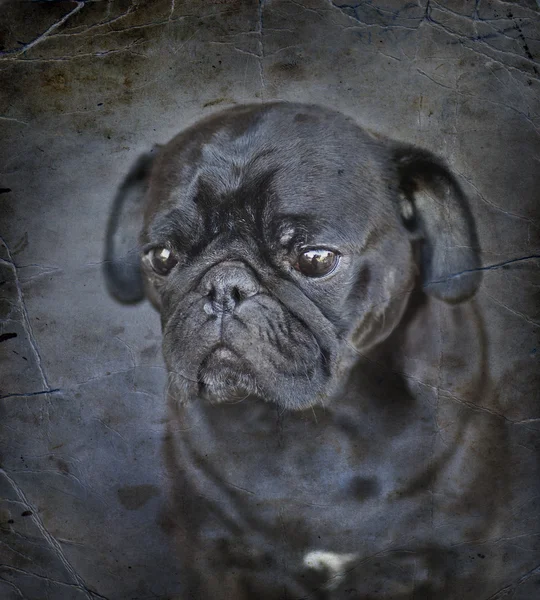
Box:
[358,347,535,429]
[424,255,540,290]
[326,0,540,84]
[0,469,106,600]
[0,4,234,64]
[258,0,266,97]
[0,576,26,600]
[0,1,85,58]
[0,116,29,126]
[415,68,540,135]
[0,237,51,393]
[484,563,540,599]
[456,170,540,230]
[0,241,104,595]
[0,389,60,401]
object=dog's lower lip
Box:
[196,345,255,403]
[211,346,237,360]
[197,345,243,384]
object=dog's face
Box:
[105,103,481,410]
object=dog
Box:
[104,102,507,599]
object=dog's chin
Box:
[167,343,336,410]
[197,347,259,405]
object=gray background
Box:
[0,0,539,598]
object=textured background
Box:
[0,1,539,598]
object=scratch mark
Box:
[96,419,127,444]
[0,538,34,564]
[515,418,540,425]
[416,68,540,134]
[349,345,536,428]
[0,116,28,126]
[484,290,540,328]
[0,40,148,64]
[426,7,540,81]
[0,469,104,600]
[258,0,266,98]
[0,389,60,401]
[224,480,255,495]
[0,576,26,599]
[290,0,326,18]
[424,254,540,289]
[0,565,109,599]
[0,236,54,427]
[113,335,136,368]
[0,2,85,59]
[484,562,540,599]
[455,169,540,231]
[55,3,135,37]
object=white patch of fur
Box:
[303,550,358,589]
[279,227,295,245]
[399,195,415,221]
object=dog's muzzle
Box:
[195,261,261,401]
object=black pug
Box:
[104,102,506,599]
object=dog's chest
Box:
[171,392,436,552]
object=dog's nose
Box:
[201,262,259,313]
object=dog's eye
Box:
[148,247,178,276]
[295,249,339,277]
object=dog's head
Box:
[104,102,481,410]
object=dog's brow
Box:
[271,214,316,248]
[149,208,198,246]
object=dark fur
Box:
[104,103,504,599]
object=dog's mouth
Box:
[197,345,259,404]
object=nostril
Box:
[207,286,216,302]
[230,286,243,304]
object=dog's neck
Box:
[341,290,485,406]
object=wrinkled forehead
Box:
[145,110,393,243]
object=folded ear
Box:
[103,151,156,304]
[392,145,482,303]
